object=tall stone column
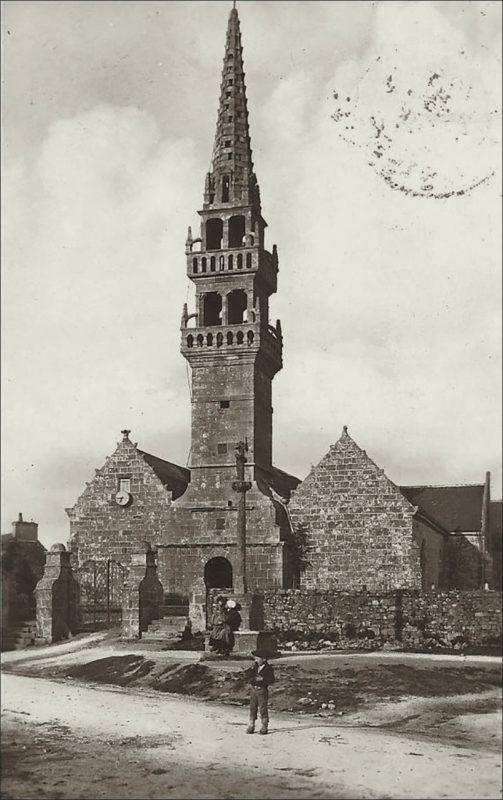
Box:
[232,440,252,596]
[121,544,163,640]
[189,577,207,634]
[36,544,79,644]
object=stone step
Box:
[1,620,37,651]
[160,605,189,617]
[148,616,188,631]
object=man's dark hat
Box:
[251,648,270,658]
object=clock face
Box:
[115,490,131,507]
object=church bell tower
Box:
[159,4,298,599]
[181,4,283,495]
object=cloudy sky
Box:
[2,0,501,548]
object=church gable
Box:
[67,430,183,565]
[289,427,420,590]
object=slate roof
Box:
[139,451,190,500]
[269,466,301,501]
[399,484,484,533]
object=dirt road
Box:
[2,673,501,799]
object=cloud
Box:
[2,104,199,542]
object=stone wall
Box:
[261,588,502,651]
[401,590,501,649]
[1,537,47,625]
[289,430,425,591]
[157,540,284,602]
[67,434,174,567]
[447,533,483,589]
[412,518,447,589]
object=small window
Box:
[119,478,131,493]
[216,518,225,530]
[220,400,230,409]
[225,140,231,147]
[217,443,227,454]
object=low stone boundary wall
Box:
[261,589,502,651]
[402,590,502,650]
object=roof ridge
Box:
[400,483,484,489]
[138,449,189,472]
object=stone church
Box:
[67,5,501,604]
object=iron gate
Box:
[76,559,127,629]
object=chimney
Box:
[12,513,38,542]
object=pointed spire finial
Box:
[342,425,348,435]
[205,0,260,210]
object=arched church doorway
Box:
[204,557,233,590]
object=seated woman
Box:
[208,596,230,655]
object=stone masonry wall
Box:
[157,541,284,601]
[289,430,422,591]
[67,435,174,568]
[447,533,483,589]
[412,518,447,589]
[261,588,502,650]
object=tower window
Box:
[237,253,243,269]
[228,254,233,269]
[216,518,225,530]
[228,116,233,122]
[217,443,228,454]
[229,215,245,248]
[246,252,252,268]
[227,289,247,324]
[201,257,207,273]
[192,257,198,273]
[227,79,233,86]
[220,400,230,409]
[222,175,230,203]
[210,256,216,271]
[202,292,222,326]
[225,140,231,147]
[206,218,223,250]
[226,91,231,98]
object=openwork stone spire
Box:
[204,5,261,210]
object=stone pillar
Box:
[121,545,163,640]
[36,544,79,644]
[189,577,207,634]
[221,292,228,326]
[232,440,252,595]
